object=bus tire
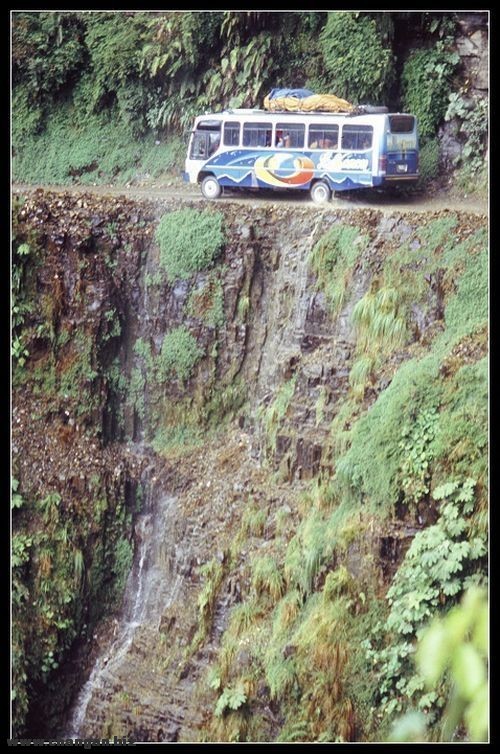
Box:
[310,180,331,204]
[201,175,222,200]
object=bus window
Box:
[190,132,208,159]
[242,122,273,148]
[389,116,415,133]
[208,131,221,155]
[275,123,305,148]
[308,125,339,149]
[224,121,240,146]
[341,125,373,150]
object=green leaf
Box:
[451,643,486,700]
[417,621,449,685]
[463,683,488,741]
[433,481,458,500]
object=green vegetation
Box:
[445,93,488,188]
[192,557,225,648]
[319,12,394,104]
[310,224,369,317]
[335,217,487,513]
[390,587,488,742]
[13,108,185,186]
[12,11,487,186]
[158,326,204,383]
[364,478,486,723]
[155,209,225,281]
[197,210,487,742]
[416,138,440,186]
[12,480,137,734]
[401,42,460,140]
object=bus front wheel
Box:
[310,181,331,204]
[201,175,222,200]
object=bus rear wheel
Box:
[201,175,222,200]
[310,180,331,204]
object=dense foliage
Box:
[11,11,488,186]
[319,12,394,104]
[401,42,460,140]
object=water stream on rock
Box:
[63,467,183,739]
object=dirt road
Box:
[12,181,488,216]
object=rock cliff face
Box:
[12,190,487,741]
[439,11,489,166]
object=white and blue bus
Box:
[183,108,419,203]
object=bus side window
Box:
[275,123,305,148]
[341,125,373,150]
[223,121,240,147]
[308,125,338,149]
[243,123,273,148]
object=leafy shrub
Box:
[416,586,488,742]
[402,43,460,140]
[12,12,87,101]
[445,93,488,175]
[12,106,185,185]
[364,478,486,722]
[399,407,439,506]
[417,138,440,185]
[157,326,204,383]
[155,209,225,281]
[319,12,394,104]
[334,220,487,514]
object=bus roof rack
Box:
[222,105,390,117]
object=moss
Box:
[157,326,204,384]
[155,208,225,281]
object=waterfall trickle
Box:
[63,467,182,739]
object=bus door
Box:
[384,115,418,179]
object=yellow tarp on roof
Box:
[263,93,353,113]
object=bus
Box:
[182,108,419,203]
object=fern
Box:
[214,684,247,717]
[265,654,297,700]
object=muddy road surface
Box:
[12,181,488,216]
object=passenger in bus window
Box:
[276,130,284,147]
[359,133,372,150]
